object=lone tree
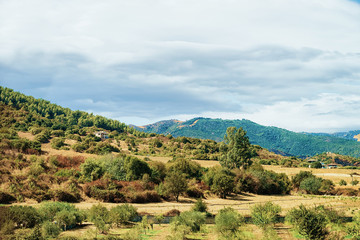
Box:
[220,127,254,169]
[164,170,188,202]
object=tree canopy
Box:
[220,127,255,169]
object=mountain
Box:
[305,130,360,142]
[134,117,360,158]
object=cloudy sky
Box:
[1,0,360,133]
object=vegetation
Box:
[1,87,360,239]
[215,207,244,239]
[219,127,255,169]
[286,205,328,240]
[251,202,281,229]
[136,117,360,158]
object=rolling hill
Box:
[133,117,360,158]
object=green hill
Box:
[135,117,360,157]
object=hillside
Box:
[135,117,360,157]
[306,130,360,142]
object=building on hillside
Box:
[94,131,109,140]
[327,164,339,169]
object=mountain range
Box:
[131,118,360,158]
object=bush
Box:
[292,171,315,189]
[8,205,42,228]
[215,207,244,239]
[88,204,111,234]
[41,221,62,238]
[299,177,322,194]
[171,211,206,233]
[80,158,104,181]
[167,158,202,179]
[192,198,208,212]
[109,204,138,227]
[125,190,161,203]
[235,169,291,195]
[51,137,65,149]
[351,180,359,186]
[346,210,360,239]
[83,180,125,203]
[38,201,85,227]
[315,205,344,224]
[310,161,322,168]
[286,205,328,240]
[251,202,281,229]
[319,179,335,194]
[339,179,347,186]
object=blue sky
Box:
[1,0,360,133]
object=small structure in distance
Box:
[94,131,109,140]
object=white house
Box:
[94,131,109,140]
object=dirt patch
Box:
[18,131,35,140]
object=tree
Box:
[220,127,254,169]
[163,171,188,202]
[212,171,234,199]
[310,161,322,169]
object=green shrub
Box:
[286,205,328,240]
[38,201,84,227]
[310,161,322,168]
[41,221,62,238]
[339,179,347,186]
[351,180,359,186]
[251,202,281,229]
[171,211,206,233]
[167,158,202,179]
[238,169,291,195]
[51,137,65,149]
[192,198,208,212]
[314,205,344,224]
[8,205,42,228]
[215,207,244,239]
[88,204,111,234]
[299,177,322,194]
[319,179,335,194]
[109,204,138,227]
[291,171,315,189]
[80,158,104,181]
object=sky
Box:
[1,0,360,133]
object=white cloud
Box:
[1,0,360,132]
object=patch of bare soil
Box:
[18,131,35,140]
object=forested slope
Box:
[136,117,360,157]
